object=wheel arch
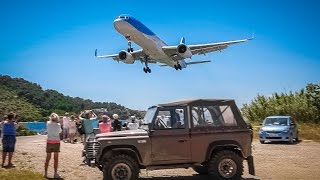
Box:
[100,145,143,166]
[205,140,245,161]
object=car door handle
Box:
[178,139,187,143]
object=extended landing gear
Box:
[143,67,151,73]
[143,56,151,73]
[127,41,134,52]
[174,64,182,70]
[126,36,134,52]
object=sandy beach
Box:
[1,135,320,179]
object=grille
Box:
[266,131,282,133]
[86,140,101,160]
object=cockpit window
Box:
[118,15,129,19]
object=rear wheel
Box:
[260,140,265,144]
[208,150,243,180]
[103,154,139,180]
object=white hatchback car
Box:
[259,116,299,144]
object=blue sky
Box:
[0,1,319,110]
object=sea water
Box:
[20,122,46,133]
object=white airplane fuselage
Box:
[113,16,187,68]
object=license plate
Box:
[268,133,278,137]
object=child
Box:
[1,112,17,168]
[44,113,62,178]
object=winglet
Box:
[248,32,255,40]
[95,49,98,57]
[180,37,185,44]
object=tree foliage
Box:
[241,83,320,123]
[0,75,142,120]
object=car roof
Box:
[266,116,291,118]
[157,98,235,107]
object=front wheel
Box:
[103,154,139,180]
[208,150,243,180]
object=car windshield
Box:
[140,106,157,130]
[263,118,288,126]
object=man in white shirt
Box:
[127,116,139,130]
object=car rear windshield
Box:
[264,118,288,126]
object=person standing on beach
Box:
[99,115,112,133]
[68,116,77,143]
[44,113,62,178]
[112,114,122,131]
[1,112,17,168]
[62,113,70,143]
[79,110,98,143]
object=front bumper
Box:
[259,131,291,142]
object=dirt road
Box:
[4,135,320,179]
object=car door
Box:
[150,107,191,164]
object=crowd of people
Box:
[0,110,142,178]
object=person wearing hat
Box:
[99,115,112,133]
[127,116,139,130]
[112,114,122,131]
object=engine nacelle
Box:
[177,44,192,58]
[118,50,135,64]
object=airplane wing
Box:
[95,49,152,62]
[162,37,253,59]
[160,60,211,66]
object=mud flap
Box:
[247,155,255,176]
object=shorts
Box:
[2,135,16,152]
[46,143,60,153]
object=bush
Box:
[16,124,37,136]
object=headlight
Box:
[283,128,290,133]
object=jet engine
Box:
[177,44,192,58]
[118,50,135,64]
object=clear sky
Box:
[0,1,319,110]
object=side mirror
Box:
[290,123,296,126]
[259,123,263,126]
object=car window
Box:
[191,105,237,128]
[264,118,288,126]
[153,107,186,130]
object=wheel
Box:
[130,48,134,52]
[193,165,208,175]
[208,150,243,180]
[260,140,265,144]
[103,154,139,180]
[178,64,182,70]
[147,67,151,73]
[174,65,178,70]
[289,134,294,144]
[143,67,147,73]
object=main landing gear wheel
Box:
[174,64,182,70]
[127,41,133,52]
[143,67,151,73]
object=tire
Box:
[208,150,243,180]
[193,165,208,175]
[103,154,139,180]
[260,140,265,144]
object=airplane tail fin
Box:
[180,37,185,44]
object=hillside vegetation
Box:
[0,75,142,121]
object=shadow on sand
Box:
[139,174,260,180]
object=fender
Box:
[205,140,244,160]
[100,145,143,165]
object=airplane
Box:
[95,14,253,73]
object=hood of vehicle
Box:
[96,129,148,138]
[260,125,289,132]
